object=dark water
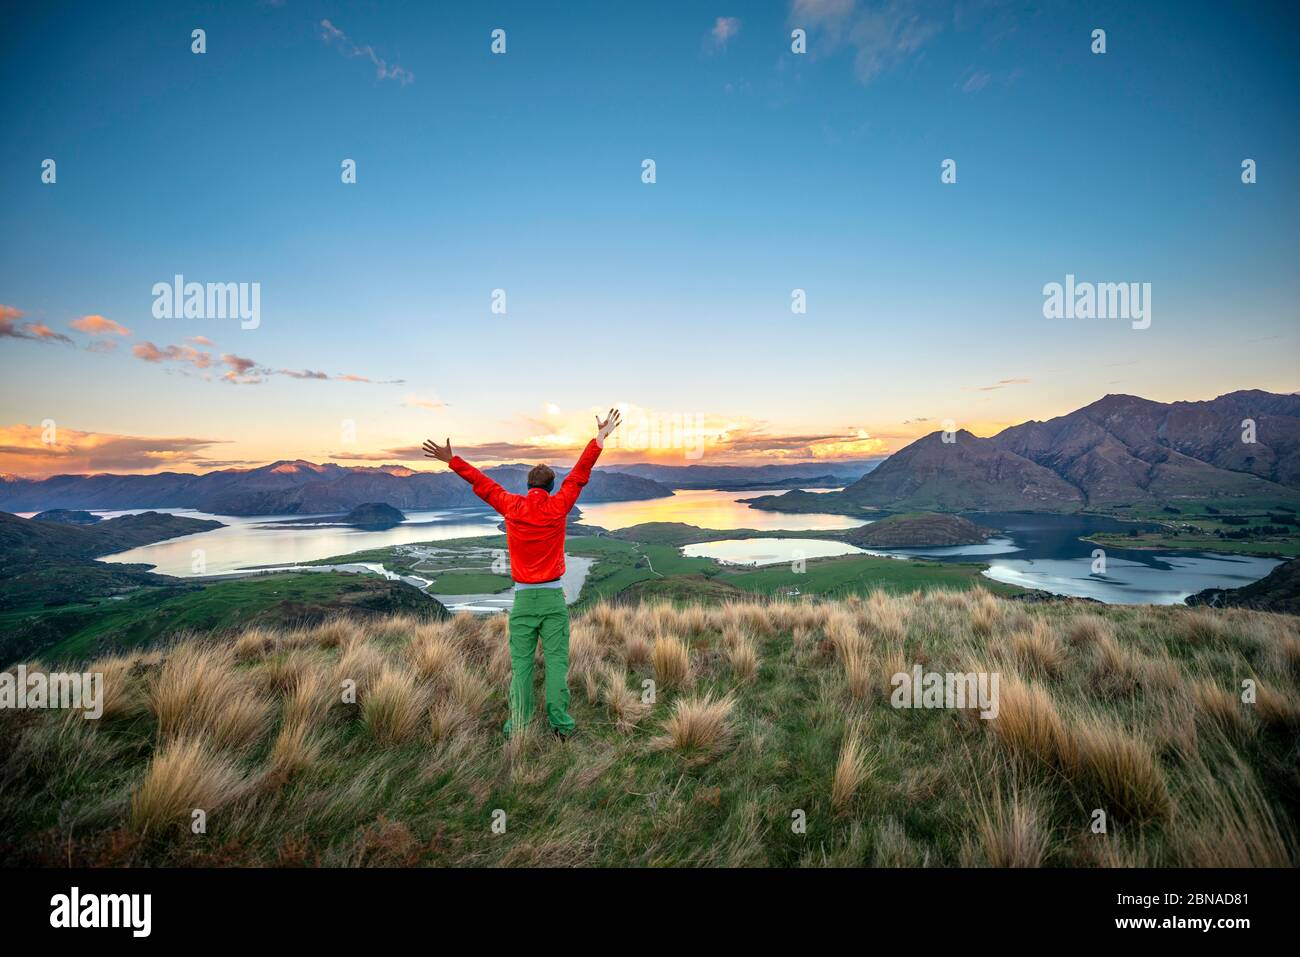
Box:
[868,511,1281,605]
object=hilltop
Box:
[844,512,992,548]
[2,593,1296,867]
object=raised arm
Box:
[551,409,621,514]
[423,437,515,515]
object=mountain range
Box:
[604,460,878,488]
[0,460,672,516]
[0,458,886,517]
[750,390,1300,513]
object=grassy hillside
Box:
[2,592,1297,867]
[0,573,447,666]
[0,510,225,612]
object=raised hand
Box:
[596,408,621,441]
[422,437,454,464]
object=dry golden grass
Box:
[1090,632,1146,697]
[1065,613,1112,650]
[1072,715,1171,821]
[653,691,736,756]
[86,656,147,722]
[973,785,1049,868]
[598,662,649,732]
[864,590,909,643]
[824,608,865,660]
[567,623,602,693]
[969,591,1002,637]
[842,645,872,700]
[233,626,278,661]
[268,721,320,778]
[1192,679,1250,736]
[988,676,1077,771]
[1009,621,1066,677]
[1255,683,1300,731]
[405,627,462,684]
[831,719,873,811]
[129,736,247,834]
[282,665,336,731]
[362,667,427,746]
[334,641,387,698]
[149,642,272,751]
[256,650,319,697]
[306,618,364,649]
[1173,759,1295,867]
[726,635,759,683]
[651,635,691,689]
[624,630,653,667]
[368,614,421,644]
[10,593,1298,868]
[1179,609,1235,645]
[429,664,490,741]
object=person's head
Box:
[527,463,555,493]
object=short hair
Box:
[527,464,555,492]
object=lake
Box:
[92,496,1281,606]
[577,488,862,531]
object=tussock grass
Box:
[86,655,148,722]
[1065,613,1112,649]
[129,736,247,834]
[653,691,736,757]
[1010,621,1066,678]
[651,635,691,689]
[831,718,873,811]
[362,667,427,746]
[6,595,1299,868]
[598,662,648,732]
[405,626,460,684]
[149,642,272,751]
[972,782,1049,868]
[726,634,759,683]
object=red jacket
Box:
[448,439,602,583]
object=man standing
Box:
[422,409,621,738]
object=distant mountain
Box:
[605,460,878,489]
[0,459,672,516]
[752,391,1300,514]
[840,429,1085,511]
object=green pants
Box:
[504,587,575,737]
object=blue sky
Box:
[1,0,1297,474]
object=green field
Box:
[426,572,512,594]
[1084,508,1300,558]
[718,554,1022,598]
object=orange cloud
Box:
[133,341,212,368]
[1,306,72,344]
[0,423,226,477]
[70,314,130,336]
